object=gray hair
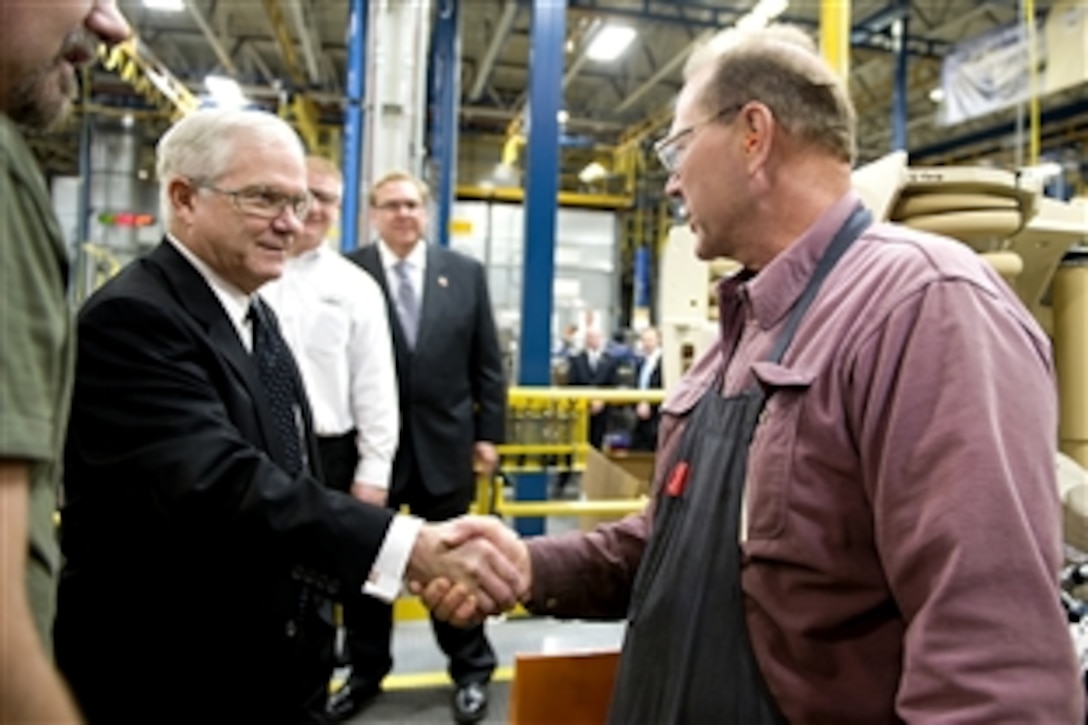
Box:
[156,108,305,224]
[686,24,856,164]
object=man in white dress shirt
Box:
[263,156,398,506]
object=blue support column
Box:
[341,0,369,252]
[515,0,566,536]
[429,0,460,248]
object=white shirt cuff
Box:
[354,459,392,489]
[362,514,423,602]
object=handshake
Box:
[406,515,530,627]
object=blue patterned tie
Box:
[393,259,419,348]
[248,298,305,476]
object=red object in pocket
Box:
[666,461,690,497]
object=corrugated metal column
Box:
[515,0,565,537]
[429,0,460,248]
[891,3,909,151]
[341,0,369,252]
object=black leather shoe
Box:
[452,682,489,724]
[325,677,381,722]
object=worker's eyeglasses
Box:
[374,200,422,213]
[653,103,746,174]
[309,188,342,206]
[194,180,311,220]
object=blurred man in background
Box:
[631,326,662,452]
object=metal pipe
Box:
[183,0,238,75]
[285,0,323,85]
[467,0,518,102]
[614,29,713,114]
[891,6,908,152]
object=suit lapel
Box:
[146,241,276,447]
[416,245,446,350]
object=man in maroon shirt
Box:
[423,23,1082,722]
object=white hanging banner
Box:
[937,20,1045,127]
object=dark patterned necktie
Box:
[248,298,304,476]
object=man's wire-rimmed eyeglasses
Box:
[193,179,312,220]
[653,103,746,174]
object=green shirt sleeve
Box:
[0,115,73,463]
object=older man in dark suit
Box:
[345,171,505,724]
[55,110,522,725]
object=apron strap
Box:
[763,205,873,366]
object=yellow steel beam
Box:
[819,0,851,81]
[98,39,199,119]
[501,133,525,168]
[456,185,632,209]
[262,0,305,86]
[261,0,323,153]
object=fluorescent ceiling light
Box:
[144,0,185,10]
[204,75,248,108]
[587,25,636,62]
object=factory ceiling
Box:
[25,0,1088,184]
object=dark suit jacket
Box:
[635,354,663,392]
[349,243,505,502]
[567,350,620,388]
[55,241,395,723]
[567,350,620,448]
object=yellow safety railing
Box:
[470,386,666,520]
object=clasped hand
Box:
[407,515,529,625]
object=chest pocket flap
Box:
[746,361,817,540]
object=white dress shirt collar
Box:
[376,237,427,274]
[376,238,427,309]
[166,235,255,350]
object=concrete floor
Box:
[346,617,625,724]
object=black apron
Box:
[608,206,873,724]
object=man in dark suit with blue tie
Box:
[55,112,523,724]
[345,171,506,724]
[631,326,663,451]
